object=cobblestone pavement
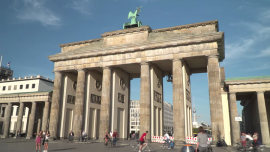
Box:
[0,138,269,152]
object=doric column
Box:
[229,92,240,146]
[42,101,50,132]
[26,102,36,139]
[172,59,185,142]
[257,91,270,145]
[207,55,224,142]
[49,71,62,139]
[99,67,112,139]
[2,103,12,138]
[73,69,86,139]
[139,62,151,139]
[16,102,24,134]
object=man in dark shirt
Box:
[112,129,119,146]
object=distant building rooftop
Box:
[0,75,54,83]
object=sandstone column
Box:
[2,103,12,138]
[16,102,24,134]
[49,71,62,139]
[42,101,50,132]
[229,92,240,146]
[26,102,36,139]
[257,91,270,145]
[207,55,224,143]
[172,59,185,143]
[73,69,86,139]
[99,67,111,139]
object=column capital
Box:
[140,61,149,65]
[77,69,85,72]
[53,71,62,74]
[257,91,265,94]
[102,66,111,70]
[207,55,219,59]
[172,58,182,62]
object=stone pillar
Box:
[42,101,50,132]
[26,102,36,139]
[229,92,240,146]
[207,55,224,142]
[99,67,111,139]
[73,69,86,139]
[16,102,24,134]
[37,119,41,132]
[2,103,12,138]
[257,91,270,145]
[49,71,62,139]
[172,59,185,143]
[140,62,151,139]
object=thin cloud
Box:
[11,0,61,26]
[259,9,270,23]
[66,0,92,15]
[246,63,270,71]
[253,47,270,58]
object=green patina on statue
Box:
[123,6,143,29]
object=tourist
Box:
[16,129,21,139]
[81,130,87,141]
[139,131,148,152]
[112,129,119,146]
[240,132,246,149]
[69,130,74,143]
[164,132,170,149]
[246,133,253,149]
[105,131,110,145]
[196,126,208,152]
[44,131,50,152]
[34,130,43,152]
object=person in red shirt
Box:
[139,131,148,152]
[112,129,119,146]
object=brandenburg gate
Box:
[48,20,225,143]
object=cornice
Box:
[49,32,224,62]
[59,38,102,48]
[101,26,152,37]
[152,20,218,33]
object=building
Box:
[129,100,174,136]
[0,75,53,138]
[0,66,13,80]
[163,101,173,134]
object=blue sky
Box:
[1,0,270,124]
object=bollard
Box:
[181,144,195,152]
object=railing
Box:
[0,65,11,70]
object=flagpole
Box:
[0,55,2,68]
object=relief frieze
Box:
[118,93,125,103]
[67,95,76,104]
[186,89,191,102]
[91,94,101,104]
[154,90,162,103]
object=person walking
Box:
[34,130,43,152]
[16,129,21,139]
[43,131,50,152]
[164,132,170,149]
[81,130,87,142]
[112,129,119,146]
[105,132,110,146]
[139,131,148,152]
[196,127,208,152]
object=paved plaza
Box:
[0,138,268,152]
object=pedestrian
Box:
[81,130,87,141]
[164,132,170,149]
[34,130,43,152]
[196,126,208,152]
[69,130,74,143]
[246,133,253,149]
[16,129,21,139]
[44,131,50,152]
[112,129,119,146]
[139,131,148,152]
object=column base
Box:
[1,136,8,138]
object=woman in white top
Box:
[44,131,50,152]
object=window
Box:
[32,84,35,88]
[8,86,11,90]
[2,86,6,91]
[20,85,23,89]
[26,84,29,89]
[14,85,17,90]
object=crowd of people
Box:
[240,132,262,149]
[34,130,50,152]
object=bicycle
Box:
[132,141,151,152]
[161,139,174,150]
[111,137,119,147]
[104,138,112,148]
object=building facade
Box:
[163,101,173,135]
[0,76,53,138]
